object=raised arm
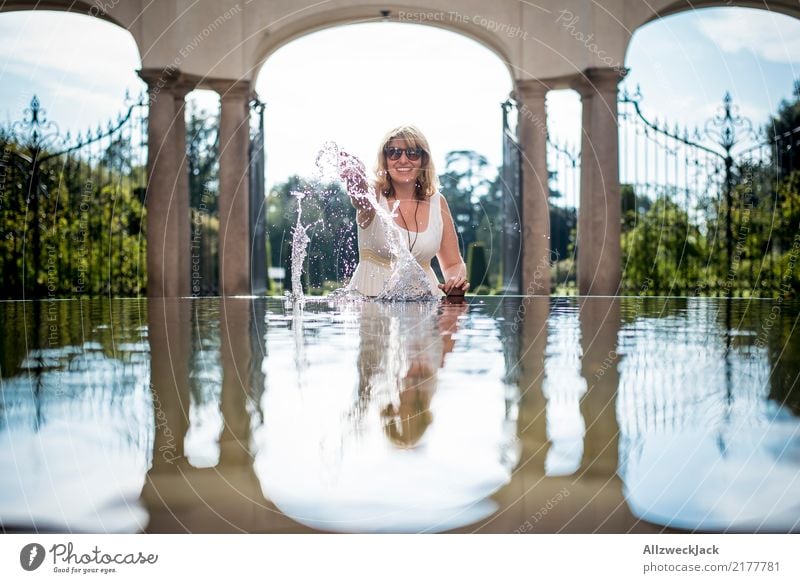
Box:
[436,196,470,294]
[338,151,376,228]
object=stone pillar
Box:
[514,80,551,295]
[571,67,626,296]
[138,68,191,297]
[214,80,252,296]
[173,81,193,298]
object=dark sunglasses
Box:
[384,146,425,161]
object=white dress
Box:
[348,192,446,298]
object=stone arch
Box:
[250,5,518,84]
[0,1,132,34]
[633,0,800,31]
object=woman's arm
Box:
[339,151,376,228]
[436,196,470,294]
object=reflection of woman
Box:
[255,300,516,533]
[382,302,466,448]
[354,302,463,448]
[338,125,470,298]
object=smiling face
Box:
[374,125,439,200]
[385,138,423,184]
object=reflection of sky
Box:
[615,299,800,532]
[0,342,153,532]
[1,8,797,188]
[253,301,518,533]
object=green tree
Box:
[766,79,800,178]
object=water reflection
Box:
[0,296,798,533]
[142,298,304,533]
[254,300,518,533]
[616,299,800,532]
[0,300,151,533]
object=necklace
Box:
[395,198,420,254]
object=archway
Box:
[254,20,514,294]
[619,5,800,296]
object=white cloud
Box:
[694,8,800,65]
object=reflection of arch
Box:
[251,6,516,83]
[0,1,134,39]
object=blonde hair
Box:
[374,125,439,201]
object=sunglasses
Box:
[384,146,426,161]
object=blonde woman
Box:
[339,125,470,298]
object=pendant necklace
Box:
[397,199,420,254]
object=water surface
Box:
[1,296,798,533]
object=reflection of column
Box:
[137,69,191,297]
[146,298,192,473]
[214,80,252,296]
[571,68,626,296]
[578,297,621,477]
[515,81,551,295]
[465,296,550,533]
[219,298,255,467]
[142,298,312,532]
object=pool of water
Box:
[1,296,798,533]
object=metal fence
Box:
[0,93,148,298]
[1,92,270,298]
[503,89,800,296]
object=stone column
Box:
[138,68,191,297]
[214,80,252,296]
[514,80,551,295]
[571,67,626,296]
[173,81,193,298]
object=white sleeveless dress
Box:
[348,192,446,298]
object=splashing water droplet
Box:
[287,141,439,303]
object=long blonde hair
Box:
[374,125,439,201]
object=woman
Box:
[338,125,470,298]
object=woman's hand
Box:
[438,276,470,295]
[338,150,367,194]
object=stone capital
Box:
[138,66,181,90]
[570,67,628,98]
[513,79,549,103]
[137,67,200,102]
[211,79,253,101]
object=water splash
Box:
[289,189,312,301]
[315,141,436,302]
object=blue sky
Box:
[0,7,797,190]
